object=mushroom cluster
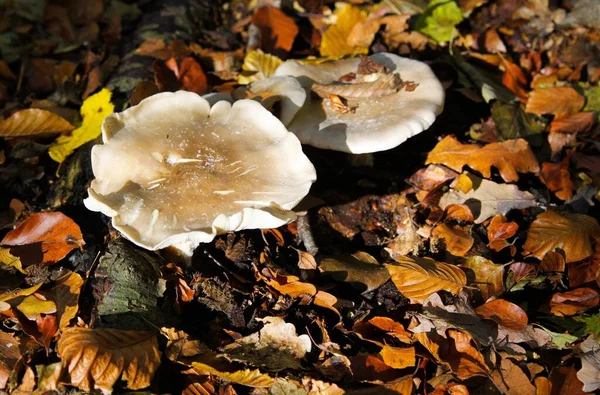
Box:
[85,52,444,256]
[84,91,316,256]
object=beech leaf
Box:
[191,363,274,388]
[386,256,467,303]
[237,50,282,85]
[252,6,299,53]
[0,109,74,137]
[475,299,528,330]
[320,4,369,59]
[416,0,464,43]
[526,86,585,118]
[57,328,161,392]
[460,256,504,300]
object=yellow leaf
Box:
[237,50,282,85]
[41,271,84,329]
[0,109,74,137]
[386,256,467,303]
[191,362,274,388]
[379,345,416,369]
[57,327,161,392]
[320,4,369,59]
[16,295,57,320]
[0,282,43,303]
[49,88,114,164]
[0,247,26,274]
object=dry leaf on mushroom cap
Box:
[84,91,316,256]
[273,52,445,153]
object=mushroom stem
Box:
[348,153,374,168]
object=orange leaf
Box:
[548,366,586,395]
[540,155,574,201]
[426,135,539,182]
[431,223,474,257]
[568,248,600,287]
[523,211,600,263]
[368,317,413,343]
[503,62,528,102]
[252,6,299,53]
[379,345,416,369]
[0,108,74,137]
[444,329,490,379]
[1,212,84,266]
[487,214,518,253]
[539,251,566,273]
[549,112,595,134]
[525,86,584,118]
[490,356,536,395]
[475,299,528,330]
[167,57,208,95]
[550,287,599,316]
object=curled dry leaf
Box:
[577,336,600,392]
[502,62,529,102]
[41,271,83,329]
[445,329,491,380]
[57,328,161,392]
[487,214,518,253]
[426,135,539,182]
[539,251,566,273]
[550,287,600,316]
[431,223,474,257]
[490,356,536,395]
[0,109,74,137]
[568,248,600,287]
[319,251,390,293]
[460,256,505,300]
[386,256,467,303]
[251,6,299,53]
[368,317,413,344]
[191,362,274,388]
[439,173,537,224]
[320,4,368,59]
[549,365,587,395]
[1,212,84,266]
[475,299,528,330]
[237,50,282,84]
[523,211,600,263]
[0,331,20,390]
[540,154,574,201]
[526,86,585,118]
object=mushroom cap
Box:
[273,53,445,154]
[84,91,316,255]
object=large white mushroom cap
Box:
[84,91,316,255]
[273,53,445,154]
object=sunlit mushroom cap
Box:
[84,91,316,255]
[273,53,445,154]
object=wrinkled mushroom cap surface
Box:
[84,91,316,255]
[273,53,445,154]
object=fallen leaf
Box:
[439,173,537,224]
[526,86,585,118]
[16,295,56,320]
[487,213,518,253]
[1,212,84,266]
[568,249,600,287]
[540,251,566,273]
[36,361,63,392]
[379,345,416,369]
[135,38,190,60]
[549,112,595,134]
[237,50,282,84]
[57,327,161,392]
[0,247,26,274]
[368,317,413,343]
[252,6,299,53]
[191,363,274,388]
[164,57,208,95]
[475,299,528,330]
[0,109,74,137]
[130,80,159,106]
[444,329,490,379]
[577,336,600,392]
[426,136,540,182]
[550,288,600,316]
[350,353,401,382]
[523,211,600,263]
[41,271,83,329]
[549,365,587,395]
[460,256,505,300]
[540,154,574,201]
[430,382,470,395]
[484,28,507,54]
[416,0,464,43]
[319,251,390,293]
[222,317,311,371]
[431,223,474,257]
[386,256,467,303]
[0,331,20,390]
[502,62,528,102]
[490,356,536,395]
[491,101,545,143]
[320,4,369,59]
[49,88,114,164]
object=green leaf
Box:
[576,313,600,338]
[583,85,600,112]
[416,0,463,43]
[491,101,546,146]
[539,326,578,349]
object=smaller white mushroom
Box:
[84,91,316,257]
[273,53,445,154]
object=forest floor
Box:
[1,0,600,394]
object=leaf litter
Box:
[1,0,600,393]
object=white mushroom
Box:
[273,53,445,154]
[84,91,317,256]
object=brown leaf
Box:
[191,363,274,388]
[460,256,505,300]
[368,317,413,344]
[0,109,74,137]
[490,357,536,395]
[426,136,540,182]
[165,57,209,95]
[523,211,600,263]
[503,62,529,102]
[297,249,318,270]
[485,28,507,54]
[135,38,190,60]
[379,345,416,369]
[444,329,490,379]
[487,214,518,253]
[549,112,595,134]
[386,256,467,303]
[549,366,587,395]
[550,287,600,316]
[1,212,84,266]
[539,251,566,273]
[252,6,299,53]
[130,80,160,106]
[526,86,585,118]
[540,154,574,201]
[0,60,16,80]
[41,271,83,329]
[57,328,161,392]
[407,164,459,192]
[350,354,401,382]
[320,251,390,293]
[568,249,600,287]
[430,382,470,395]
[431,223,474,257]
[475,299,528,330]
[0,331,20,390]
